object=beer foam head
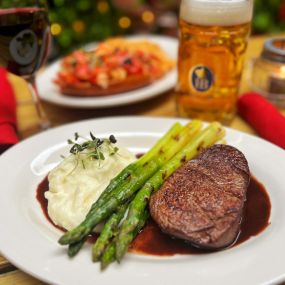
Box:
[180,0,253,26]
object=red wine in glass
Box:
[0,5,50,130]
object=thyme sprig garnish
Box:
[66,132,119,171]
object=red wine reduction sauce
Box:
[36,176,271,256]
[36,178,65,232]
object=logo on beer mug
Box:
[190,65,214,93]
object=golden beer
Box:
[176,0,253,123]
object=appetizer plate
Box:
[0,117,285,285]
[37,35,177,109]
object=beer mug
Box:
[176,0,253,123]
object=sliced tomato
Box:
[57,71,78,84]
[75,65,91,81]
[72,50,88,65]
[124,57,143,74]
[134,50,145,57]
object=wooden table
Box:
[0,35,284,285]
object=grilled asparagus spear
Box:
[92,202,128,262]
[101,209,149,270]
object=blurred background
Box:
[47,0,285,58]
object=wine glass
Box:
[0,0,51,130]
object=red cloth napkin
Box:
[0,68,19,145]
[238,92,285,149]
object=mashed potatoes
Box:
[45,145,136,231]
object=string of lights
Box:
[48,0,159,55]
[47,0,285,56]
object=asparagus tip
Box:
[67,251,75,258]
[115,245,126,262]
[58,225,90,245]
[58,235,68,245]
[100,261,109,270]
[92,253,101,262]
[67,247,78,258]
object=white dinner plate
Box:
[0,116,285,285]
[37,35,177,109]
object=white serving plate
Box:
[0,116,285,285]
[37,35,177,109]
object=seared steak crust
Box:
[149,144,250,249]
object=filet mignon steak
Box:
[149,144,250,249]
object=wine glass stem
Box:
[27,75,50,130]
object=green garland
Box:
[48,0,285,55]
[48,0,124,54]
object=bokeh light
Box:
[281,66,285,77]
[97,1,109,14]
[72,20,86,33]
[142,10,155,24]
[51,23,62,36]
[118,17,131,29]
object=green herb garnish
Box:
[65,132,119,171]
